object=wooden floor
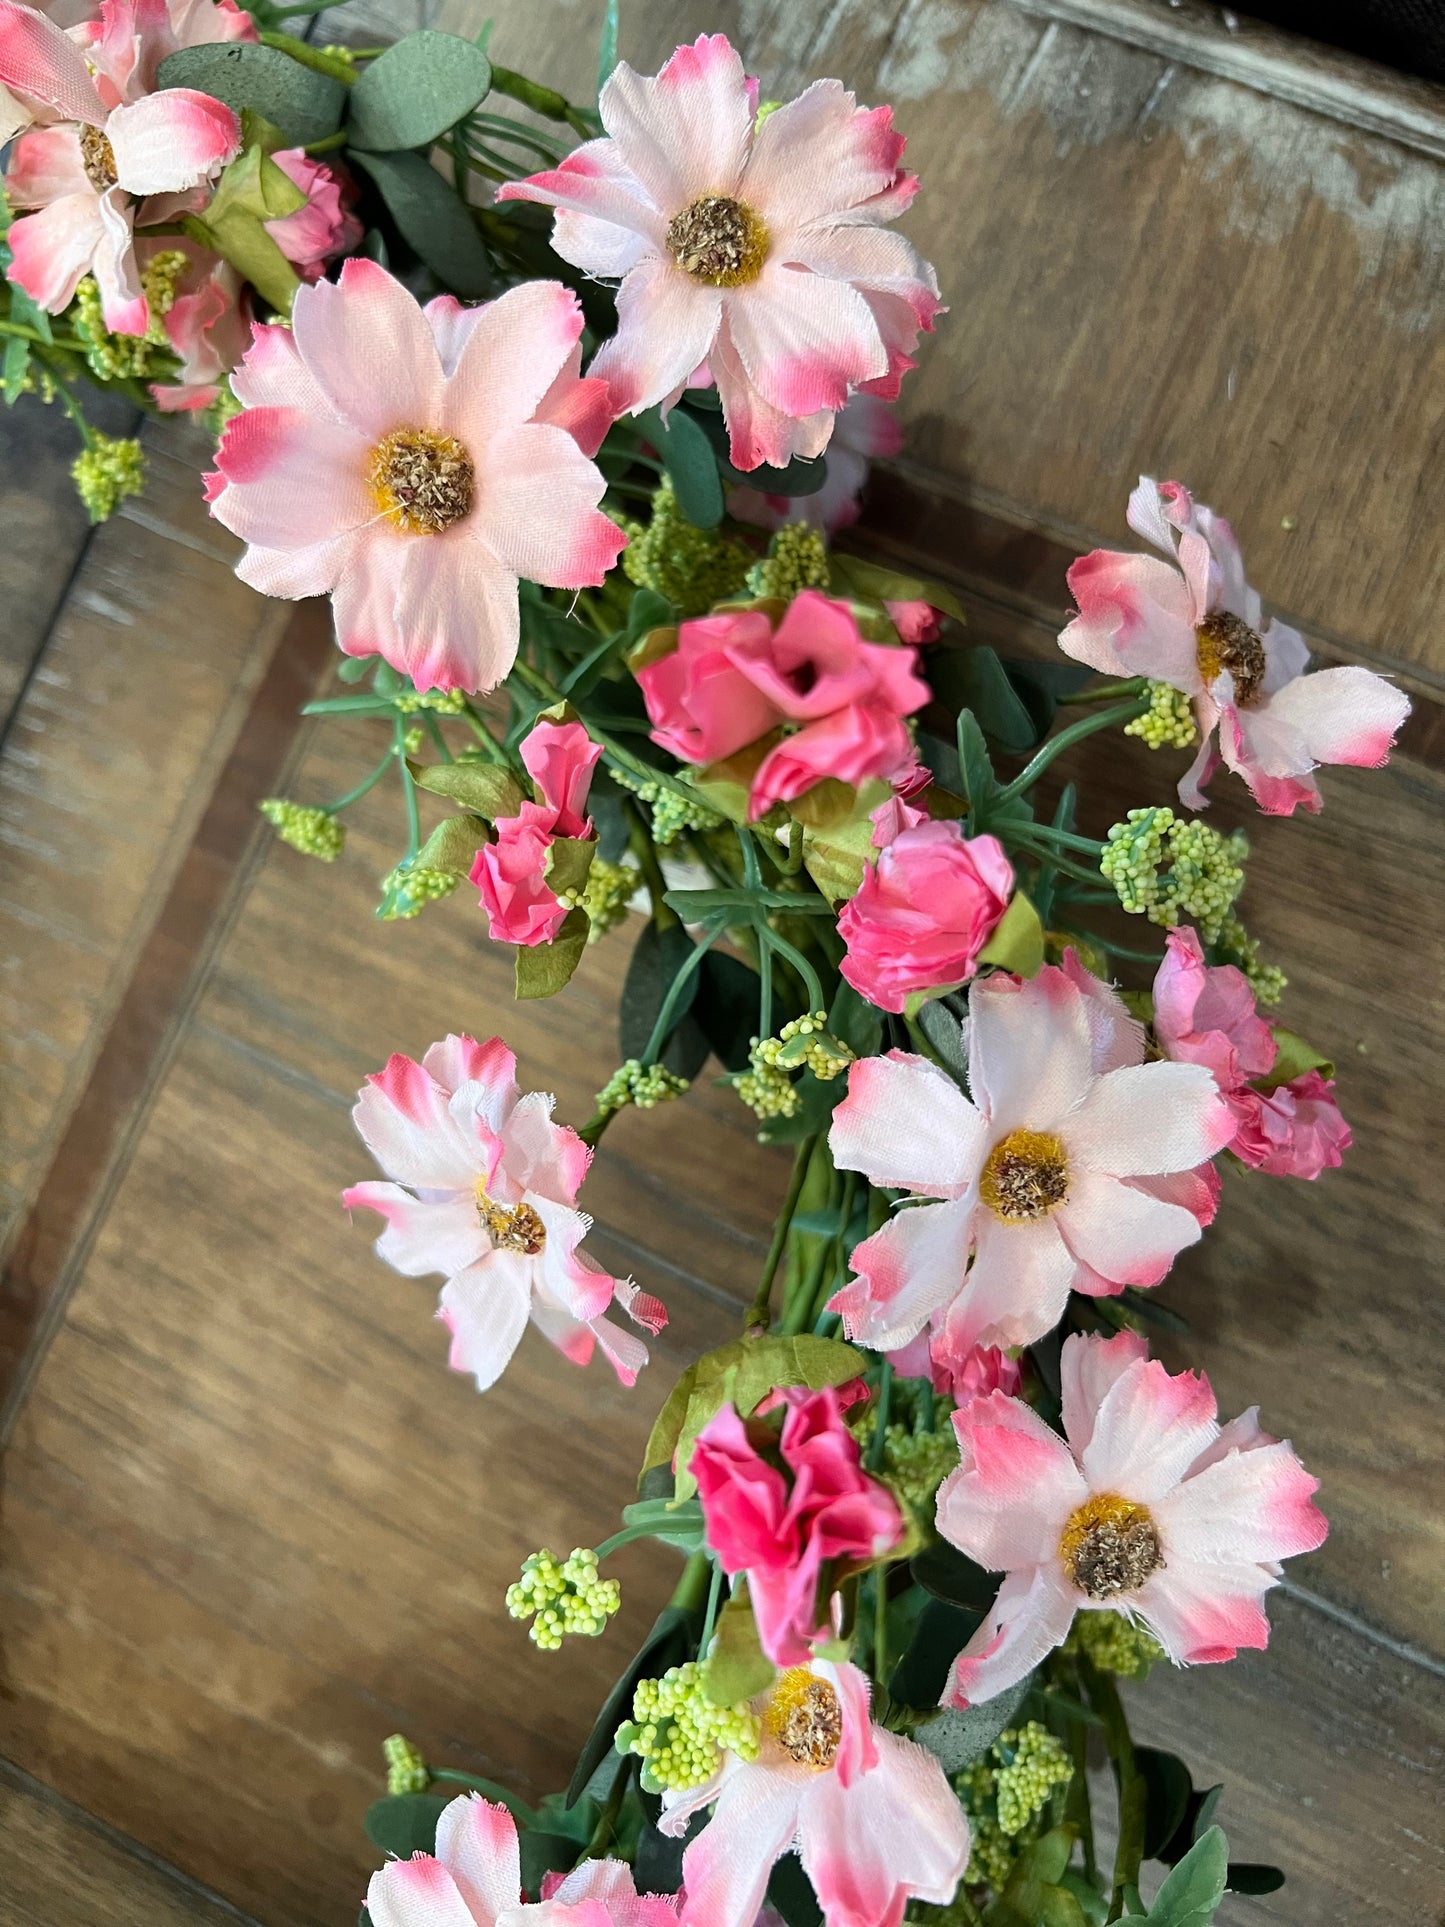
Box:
[1,3,1442,1923]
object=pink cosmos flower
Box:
[691,1386,903,1666]
[206,261,623,693]
[1153,929,1351,1180]
[343,1034,664,1393]
[729,393,902,532]
[827,963,1233,1360]
[1059,477,1410,815]
[472,719,602,946]
[936,1329,1327,1706]
[837,800,1014,1014]
[266,147,362,281]
[664,1658,968,1927]
[1,0,249,333]
[497,35,941,472]
[636,590,928,819]
[366,1790,680,1927]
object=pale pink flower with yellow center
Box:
[367,1791,680,1927]
[936,1329,1327,1706]
[497,34,941,472]
[729,392,902,532]
[827,963,1233,1361]
[1060,477,1410,815]
[1,0,249,332]
[664,1658,968,1927]
[206,260,624,693]
[342,1034,664,1393]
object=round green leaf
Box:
[156,42,345,147]
[348,30,493,152]
[349,149,491,297]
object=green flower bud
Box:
[382,1734,430,1795]
[259,798,345,861]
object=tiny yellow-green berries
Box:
[382,1734,430,1795]
[506,1548,620,1650]
[1124,680,1198,750]
[393,687,468,716]
[621,477,752,616]
[71,432,146,524]
[991,1723,1073,1835]
[609,766,723,846]
[377,864,460,920]
[616,1662,761,1792]
[1063,1607,1165,1679]
[1101,806,1247,944]
[762,1011,855,1082]
[580,856,636,940]
[595,1057,690,1117]
[259,798,345,861]
[863,1415,959,1512]
[1214,913,1287,1006]
[746,522,830,603]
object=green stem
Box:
[641,917,724,1065]
[1058,677,1148,706]
[669,1548,712,1614]
[1081,1657,1146,1921]
[394,714,421,861]
[624,798,672,923]
[322,748,394,814]
[867,1358,893,1471]
[1019,824,1106,857]
[303,129,348,155]
[258,30,357,81]
[873,1567,889,1686]
[699,1560,724,1656]
[992,698,1149,809]
[746,1136,818,1334]
[763,927,826,1017]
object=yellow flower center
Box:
[1059,1494,1164,1599]
[765,1668,842,1769]
[666,195,768,287]
[79,124,118,193]
[476,1187,547,1255]
[1195,610,1267,705]
[370,427,475,535]
[979,1129,1070,1223]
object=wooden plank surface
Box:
[1,4,1442,1926]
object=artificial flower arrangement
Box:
[3,3,1414,1923]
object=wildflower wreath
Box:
[1,4,1413,1924]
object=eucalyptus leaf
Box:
[350,149,492,297]
[636,404,724,528]
[914,1672,1031,1772]
[888,1596,980,1709]
[685,403,828,497]
[157,41,345,146]
[1225,1864,1284,1896]
[911,1540,999,1611]
[1144,1826,1229,1926]
[416,761,524,818]
[767,1854,823,1927]
[348,31,493,151]
[917,994,969,1085]
[1137,1748,1194,1861]
[515,907,589,1000]
[364,1793,449,1859]
[519,1831,586,1894]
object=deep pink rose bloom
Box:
[691,1385,903,1666]
[636,589,928,819]
[883,598,942,643]
[838,806,1013,1014]
[1152,929,1350,1179]
[471,719,602,946]
[267,147,363,279]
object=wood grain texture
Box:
[429,0,1445,687]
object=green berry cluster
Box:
[579,856,637,940]
[1124,680,1198,750]
[1063,1607,1165,1679]
[377,864,461,920]
[393,687,469,716]
[866,1417,959,1511]
[609,766,723,846]
[259,798,345,861]
[734,1043,802,1121]
[1214,913,1287,1007]
[205,381,244,438]
[595,1057,691,1116]
[957,1723,1074,1893]
[1100,806,1248,943]
[621,477,752,616]
[505,1548,620,1650]
[72,253,188,389]
[747,522,830,603]
[382,1733,430,1795]
[757,1011,855,1082]
[615,1661,761,1793]
[71,431,146,524]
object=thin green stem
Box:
[992,698,1150,808]
[699,1560,724,1657]
[394,714,421,861]
[1019,824,1106,857]
[763,927,826,1017]
[1058,677,1148,706]
[322,748,394,814]
[746,1136,818,1334]
[867,1359,893,1471]
[758,939,774,1043]
[1081,1657,1146,1922]
[623,798,672,923]
[641,917,724,1065]
[873,1567,889,1686]
[422,713,454,764]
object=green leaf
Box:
[888,1595,980,1709]
[157,42,346,146]
[364,1793,449,1858]
[2,331,29,403]
[1137,1748,1194,1862]
[701,1587,776,1706]
[415,761,524,818]
[1145,1827,1229,1926]
[685,404,828,497]
[956,710,997,817]
[1225,1864,1284,1896]
[566,1605,695,1804]
[6,279,51,342]
[349,149,492,298]
[767,1854,823,1927]
[916,994,969,1085]
[828,553,966,625]
[544,835,596,899]
[977,889,1045,977]
[597,0,620,96]
[828,979,884,1059]
[1252,1026,1334,1092]
[984,1826,1083,1927]
[415,814,487,876]
[302,693,398,715]
[348,31,493,151]
[620,920,710,1077]
[929,645,1040,754]
[636,404,724,528]
[186,143,305,313]
[519,1831,586,1894]
[641,1334,865,1498]
[618,1496,705,1549]
[911,1540,999,1610]
[692,948,760,1073]
[515,907,589,1000]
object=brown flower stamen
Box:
[1060,1494,1164,1599]
[1195,610,1267,705]
[79,124,118,193]
[478,1193,547,1255]
[765,1668,842,1769]
[370,427,475,535]
[666,195,768,287]
[979,1129,1070,1223]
